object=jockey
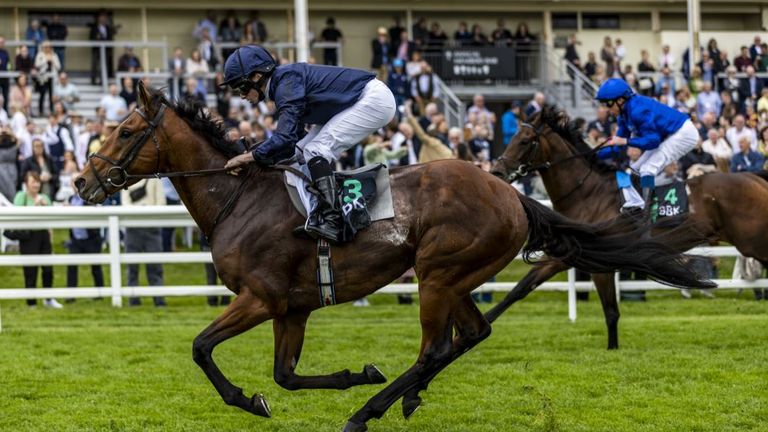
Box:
[222,45,396,242]
[595,78,698,214]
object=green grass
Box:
[0,292,766,431]
[1,230,765,431]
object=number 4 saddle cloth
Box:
[284,163,395,242]
[651,180,689,222]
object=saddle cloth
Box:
[284,163,395,221]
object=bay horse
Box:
[488,104,768,350]
[75,83,712,431]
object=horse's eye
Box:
[120,129,132,139]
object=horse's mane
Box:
[147,87,242,158]
[535,104,614,174]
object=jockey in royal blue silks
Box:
[221,45,396,243]
[594,78,698,214]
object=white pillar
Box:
[294,0,309,63]
[687,0,701,71]
[406,9,413,41]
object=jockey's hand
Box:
[610,136,628,146]
[225,152,255,175]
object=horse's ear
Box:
[137,80,155,115]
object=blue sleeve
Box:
[626,105,662,150]
[252,72,306,160]
[597,145,624,160]
[616,115,629,139]
[749,153,765,172]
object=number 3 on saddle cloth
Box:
[284,163,395,243]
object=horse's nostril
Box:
[75,177,86,192]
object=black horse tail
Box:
[517,194,715,289]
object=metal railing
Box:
[540,48,599,117]
[5,39,169,94]
[0,204,764,322]
[432,74,465,129]
[216,41,343,66]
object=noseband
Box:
[88,105,167,196]
[497,122,550,182]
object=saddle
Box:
[284,163,395,241]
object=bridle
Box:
[496,121,612,206]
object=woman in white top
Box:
[34,41,62,117]
[185,49,210,97]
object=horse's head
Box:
[75,81,169,203]
[490,107,574,183]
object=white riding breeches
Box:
[629,119,699,177]
[295,79,397,164]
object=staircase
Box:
[541,51,600,122]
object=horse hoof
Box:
[250,393,271,418]
[341,420,368,432]
[402,395,422,420]
[363,364,387,384]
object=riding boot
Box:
[640,175,656,222]
[300,157,343,243]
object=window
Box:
[553,13,578,30]
[582,14,619,30]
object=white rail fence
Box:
[0,206,765,321]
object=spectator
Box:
[14,44,34,75]
[501,102,519,146]
[658,44,675,70]
[731,135,764,173]
[405,102,452,163]
[412,17,429,48]
[119,77,138,110]
[219,12,241,59]
[121,178,167,307]
[584,52,598,79]
[702,128,733,172]
[388,16,405,51]
[758,126,768,164]
[454,22,472,46]
[447,126,465,153]
[739,65,763,109]
[363,133,406,165]
[21,138,57,198]
[734,46,752,72]
[758,88,768,117]
[88,12,117,85]
[469,24,489,47]
[55,151,77,203]
[698,50,716,86]
[46,14,68,69]
[513,23,536,81]
[371,27,390,80]
[25,19,46,58]
[654,66,676,97]
[720,89,739,122]
[240,22,257,45]
[393,30,415,62]
[410,62,439,115]
[0,37,9,111]
[182,77,206,104]
[244,11,268,43]
[468,94,496,128]
[14,120,35,161]
[678,138,716,179]
[186,49,210,97]
[405,50,423,78]
[42,111,73,173]
[0,125,18,201]
[66,190,104,300]
[34,41,61,117]
[726,114,757,152]
[387,58,409,113]
[117,46,142,72]
[14,171,61,308]
[9,74,32,116]
[614,38,626,71]
[588,106,613,138]
[491,19,513,46]
[717,49,731,79]
[320,17,343,66]
[193,11,217,42]
[390,122,419,166]
[696,81,721,119]
[468,124,492,165]
[160,176,180,264]
[168,47,185,100]
[564,34,581,70]
[54,72,80,111]
[757,43,768,73]
[599,36,616,78]
[197,27,219,71]
[707,38,723,72]
[749,35,763,62]
[524,92,545,118]
[99,83,127,122]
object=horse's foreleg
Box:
[592,272,621,350]
[401,294,491,419]
[272,312,386,391]
[342,289,460,432]
[192,290,273,417]
[484,260,568,323]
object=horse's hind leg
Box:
[401,294,491,419]
[272,312,387,390]
[192,290,273,417]
[344,291,491,432]
[592,272,621,350]
[485,260,568,323]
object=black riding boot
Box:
[294,157,342,243]
[641,186,654,222]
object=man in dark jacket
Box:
[46,14,68,69]
[221,45,396,243]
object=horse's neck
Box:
[540,150,619,213]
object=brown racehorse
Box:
[75,84,712,432]
[488,105,768,350]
